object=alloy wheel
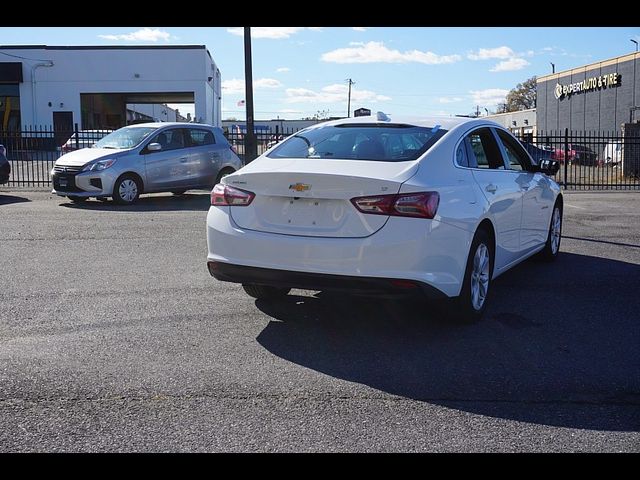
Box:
[470,243,490,311]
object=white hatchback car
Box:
[206,114,562,321]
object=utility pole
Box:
[476,105,480,117]
[243,27,257,162]
[346,78,355,118]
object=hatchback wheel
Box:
[453,228,493,322]
[216,168,235,184]
[242,284,290,300]
[113,175,141,205]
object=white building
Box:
[0,45,221,131]
[127,103,188,123]
[484,108,536,139]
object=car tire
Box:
[242,284,290,300]
[112,174,141,205]
[538,201,562,262]
[67,195,86,203]
[216,168,235,184]
[452,228,494,323]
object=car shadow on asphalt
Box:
[0,193,31,206]
[58,191,211,212]
[255,252,640,431]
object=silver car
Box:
[51,122,243,204]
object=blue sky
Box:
[2,27,639,120]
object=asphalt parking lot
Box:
[0,188,638,452]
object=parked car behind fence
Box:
[61,130,113,154]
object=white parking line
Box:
[565,203,586,210]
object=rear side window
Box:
[455,139,469,167]
[189,129,215,146]
[267,124,447,162]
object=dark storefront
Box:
[537,52,640,133]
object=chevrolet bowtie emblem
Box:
[289,183,311,192]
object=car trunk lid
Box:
[227,158,418,238]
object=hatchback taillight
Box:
[211,184,255,206]
[350,192,439,219]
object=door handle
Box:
[485,184,498,193]
[179,157,188,163]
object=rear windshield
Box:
[267,124,447,162]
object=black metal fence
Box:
[2,124,640,190]
[223,126,300,163]
[1,124,112,187]
[516,129,640,190]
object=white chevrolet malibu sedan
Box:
[206,114,562,321]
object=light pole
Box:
[550,62,555,74]
[631,39,638,52]
[244,27,257,162]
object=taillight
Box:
[211,184,255,206]
[350,192,439,219]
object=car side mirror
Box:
[538,159,560,176]
[147,143,162,152]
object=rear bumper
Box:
[206,206,472,298]
[207,261,447,299]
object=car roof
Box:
[120,122,215,129]
[305,114,500,132]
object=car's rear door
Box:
[465,127,524,270]
[184,127,221,188]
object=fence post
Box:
[564,128,569,189]
[74,123,79,150]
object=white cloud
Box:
[226,27,320,39]
[352,27,368,32]
[285,83,391,104]
[276,67,290,73]
[321,41,461,64]
[468,45,532,73]
[222,78,282,94]
[468,46,515,60]
[98,28,171,42]
[254,78,283,89]
[490,58,530,72]
[469,88,509,108]
[438,97,464,104]
[221,79,245,94]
